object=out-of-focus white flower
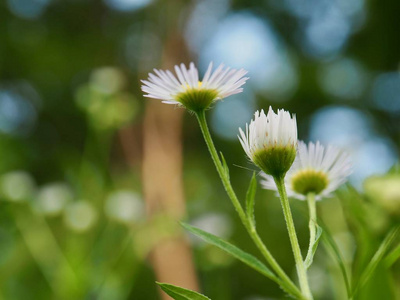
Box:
[141,62,249,112]
[36,183,73,216]
[0,171,36,202]
[261,141,352,200]
[64,201,98,232]
[90,67,125,94]
[104,190,144,225]
[239,107,298,176]
[190,213,232,247]
[364,174,400,214]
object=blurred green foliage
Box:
[0,0,400,299]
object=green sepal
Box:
[253,145,296,178]
[176,89,218,113]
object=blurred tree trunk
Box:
[141,2,199,297]
[143,100,199,297]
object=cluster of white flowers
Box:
[142,62,352,199]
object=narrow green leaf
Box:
[246,172,257,225]
[321,226,352,298]
[157,282,210,300]
[385,242,400,267]
[182,224,302,298]
[304,225,323,269]
[182,223,277,281]
[219,152,229,179]
[352,226,400,297]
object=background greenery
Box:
[0,0,399,299]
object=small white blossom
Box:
[238,107,298,176]
[141,62,248,112]
[261,141,352,200]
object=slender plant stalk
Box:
[351,226,400,298]
[274,176,313,299]
[385,242,400,267]
[196,110,305,299]
[305,193,316,263]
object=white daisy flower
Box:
[261,141,352,200]
[141,62,249,112]
[238,107,298,177]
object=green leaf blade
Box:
[321,225,352,298]
[304,225,323,269]
[246,172,257,226]
[385,242,400,267]
[219,152,229,179]
[157,283,211,300]
[181,223,277,281]
[352,226,400,297]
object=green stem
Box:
[305,193,316,265]
[274,176,313,300]
[195,110,305,299]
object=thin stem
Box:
[195,110,305,299]
[305,193,317,264]
[12,205,79,298]
[274,176,313,300]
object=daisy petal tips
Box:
[238,107,298,177]
[141,62,249,113]
[260,141,352,200]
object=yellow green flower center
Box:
[182,81,203,90]
[291,169,329,195]
[175,83,218,112]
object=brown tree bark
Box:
[141,27,199,299]
[143,101,199,298]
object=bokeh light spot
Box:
[0,171,36,202]
[353,137,397,184]
[200,12,298,100]
[104,0,152,12]
[318,58,368,100]
[0,85,38,136]
[7,0,51,19]
[211,90,255,141]
[36,183,74,216]
[64,201,98,232]
[372,72,400,113]
[105,190,144,225]
[310,105,371,146]
[310,106,397,187]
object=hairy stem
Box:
[274,176,313,299]
[305,193,317,265]
[196,110,305,299]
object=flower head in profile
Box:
[238,107,298,177]
[141,62,248,113]
[261,141,352,200]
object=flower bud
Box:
[239,107,297,177]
